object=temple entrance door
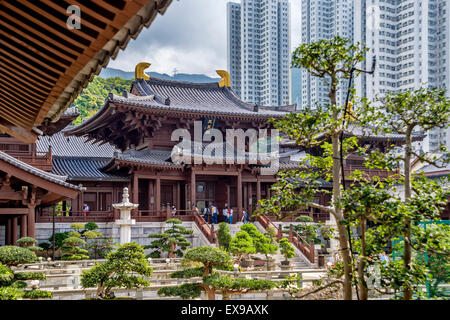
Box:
[195,181,215,211]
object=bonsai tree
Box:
[217,222,232,251]
[229,231,256,263]
[145,218,193,258]
[240,224,278,268]
[0,246,37,266]
[292,217,322,246]
[16,237,43,253]
[279,238,295,265]
[61,237,89,260]
[81,242,153,299]
[157,246,276,300]
[86,238,115,260]
[0,263,51,300]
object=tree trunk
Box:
[403,127,413,300]
[358,218,368,300]
[206,288,216,300]
[332,131,353,300]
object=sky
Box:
[108,0,301,77]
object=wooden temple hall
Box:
[1,59,427,246]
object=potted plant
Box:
[279,238,295,268]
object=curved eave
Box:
[104,158,184,171]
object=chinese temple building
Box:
[0,65,432,254]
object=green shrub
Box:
[279,238,295,261]
[15,272,46,281]
[0,246,37,266]
[70,223,85,231]
[39,242,51,251]
[295,216,314,223]
[48,232,69,249]
[17,237,38,246]
[27,247,43,252]
[68,231,81,238]
[83,231,101,239]
[84,222,99,231]
[0,264,14,285]
[0,286,23,300]
[217,222,232,251]
[23,289,52,299]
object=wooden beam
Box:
[0,208,28,215]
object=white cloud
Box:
[108,0,301,75]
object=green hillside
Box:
[72,76,133,125]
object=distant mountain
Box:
[99,67,220,83]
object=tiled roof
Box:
[104,149,183,169]
[36,126,120,158]
[52,157,129,182]
[113,78,296,118]
[0,150,84,191]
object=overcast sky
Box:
[108,0,301,77]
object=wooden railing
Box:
[256,215,315,264]
[37,210,114,223]
[193,213,216,244]
[288,227,315,264]
[344,165,399,179]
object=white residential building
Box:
[227,0,291,106]
[355,0,450,152]
[299,0,354,109]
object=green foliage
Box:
[240,224,278,258]
[0,286,23,300]
[62,237,88,261]
[157,283,202,299]
[279,238,295,261]
[84,222,99,231]
[15,272,46,281]
[68,231,81,238]
[0,264,14,285]
[204,273,276,291]
[229,231,256,261]
[83,231,102,239]
[86,238,115,260]
[183,247,233,272]
[295,216,314,223]
[145,218,193,258]
[217,222,232,251]
[159,246,277,300]
[81,242,153,299]
[0,263,51,300]
[0,246,37,266]
[16,237,38,246]
[72,76,133,125]
[70,223,85,231]
[48,232,69,250]
[22,289,53,299]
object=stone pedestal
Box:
[113,187,138,245]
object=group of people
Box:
[194,203,250,224]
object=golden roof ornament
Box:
[216,70,231,87]
[135,62,151,80]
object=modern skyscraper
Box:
[299,0,354,109]
[227,0,291,106]
[355,0,450,152]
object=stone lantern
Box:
[113,187,139,244]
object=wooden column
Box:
[256,179,261,205]
[236,171,242,223]
[6,219,11,245]
[132,174,139,205]
[27,205,35,239]
[11,217,18,245]
[248,182,253,215]
[243,182,248,214]
[148,179,154,210]
[155,177,161,213]
[176,182,181,210]
[190,170,196,210]
[20,215,27,238]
